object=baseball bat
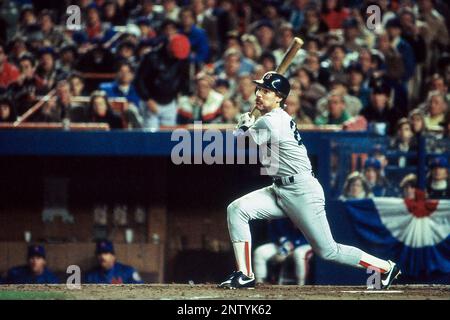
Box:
[250,37,304,117]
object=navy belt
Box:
[273,172,315,186]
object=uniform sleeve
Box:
[248,117,273,146]
[125,267,143,284]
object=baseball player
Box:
[218,72,401,289]
[254,218,312,285]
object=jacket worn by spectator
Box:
[85,262,143,284]
[4,265,59,284]
[184,25,210,65]
[178,90,224,124]
[0,60,20,89]
[135,40,190,105]
[99,80,141,109]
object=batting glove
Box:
[236,112,255,131]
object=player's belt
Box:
[273,172,315,186]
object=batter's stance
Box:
[218,72,401,290]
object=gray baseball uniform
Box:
[228,107,391,273]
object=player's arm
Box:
[235,113,272,146]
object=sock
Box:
[232,241,253,277]
[359,252,391,273]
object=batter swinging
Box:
[218,72,401,290]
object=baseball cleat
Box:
[217,271,240,289]
[218,271,255,289]
[380,260,401,290]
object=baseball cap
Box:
[96,240,115,255]
[168,34,190,60]
[385,17,402,29]
[370,144,386,156]
[364,157,381,170]
[28,245,46,259]
[429,156,449,169]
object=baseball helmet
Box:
[253,72,290,99]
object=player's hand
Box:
[236,112,255,130]
[146,99,158,114]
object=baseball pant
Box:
[228,173,390,275]
[253,243,313,285]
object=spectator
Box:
[4,245,59,284]
[85,240,143,284]
[408,108,427,136]
[100,61,141,110]
[0,96,17,122]
[294,66,326,120]
[369,144,389,177]
[84,90,123,129]
[68,74,87,97]
[214,78,231,100]
[241,33,262,62]
[363,157,394,197]
[399,173,418,200]
[389,118,418,167]
[285,92,313,126]
[339,171,373,200]
[319,44,348,89]
[7,54,48,116]
[298,5,329,41]
[314,90,352,125]
[115,40,138,67]
[320,0,349,30]
[72,5,109,45]
[162,0,181,21]
[427,73,450,106]
[102,0,128,26]
[427,156,450,199]
[253,218,312,285]
[0,43,20,89]
[346,63,371,110]
[7,36,29,67]
[130,0,165,31]
[57,44,78,74]
[179,6,210,66]
[316,78,363,117]
[258,51,277,75]
[38,80,73,123]
[361,82,401,135]
[75,40,116,93]
[214,48,255,96]
[234,74,256,113]
[35,47,66,90]
[214,98,240,124]
[178,73,224,124]
[252,20,277,52]
[423,91,448,130]
[286,0,310,33]
[273,23,306,74]
[385,17,417,84]
[342,17,365,53]
[135,33,190,130]
[191,0,219,60]
[136,16,157,42]
[38,9,64,48]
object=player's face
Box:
[29,256,46,275]
[98,253,116,270]
[255,87,282,112]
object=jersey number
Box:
[290,120,303,146]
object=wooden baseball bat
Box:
[250,37,304,117]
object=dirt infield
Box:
[0,284,448,300]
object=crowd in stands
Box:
[0,0,449,199]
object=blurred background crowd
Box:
[0,0,449,201]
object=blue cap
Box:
[364,157,381,170]
[96,240,115,254]
[429,156,449,169]
[370,144,386,156]
[28,245,46,259]
[256,19,275,30]
[136,16,151,26]
[38,46,56,57]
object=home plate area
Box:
[0,284,448,300]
